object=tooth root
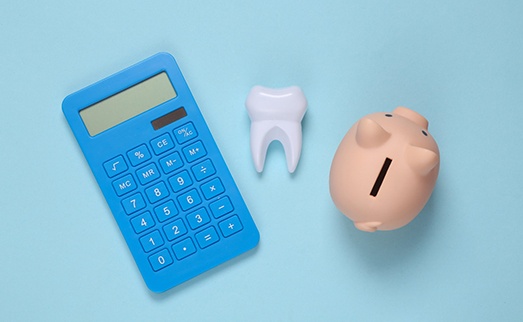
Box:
[246,86,307,173]
[250,122,303,173]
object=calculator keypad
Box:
[105,122,248,273]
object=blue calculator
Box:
[62,52,259,293]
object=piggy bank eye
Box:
[422,130,428,136]
[385,114,393,117]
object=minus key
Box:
[209,196,233,218]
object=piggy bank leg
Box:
[354,221,382,232]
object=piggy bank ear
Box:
[405,145,439,176]
[355,118,391,148]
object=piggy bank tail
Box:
[354,221,382,232]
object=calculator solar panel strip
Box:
[62,52,259,293]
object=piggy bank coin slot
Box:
[370,157,393,197]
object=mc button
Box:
[112,174,137,196]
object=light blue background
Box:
[1,1,522,321]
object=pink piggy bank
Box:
[329,107,440,232]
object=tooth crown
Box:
[246,86,307,122]
[245,86,308,173]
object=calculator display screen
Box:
[80,72,177,136]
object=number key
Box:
[177,189,202,211]
[168,171,192,192]
[139,230,164,252]
[186,208,210,230]
[148,249,173,272]
[145,181,169,203]
[163,219,188,241]
[153,200,178,222]
[121,193,146,215]
[130,212,155,234]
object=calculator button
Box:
[121,193,146,215]
[209,197,234,218]
[177,189,202,211]
[186,208,211,230]
[191,159,216,181]
[103,155,128,178]
[182,141,207,163]
[150,133,174,155]
[145,181,170,203]
[172,238,196,260]
[195,226,220,249]
[130,211,155,234]
[140,230,164,252]
[219,215,243,238]
[201,178,225,200]
[112,174,137,196]
[168,171,193,192]
[163,219,188,241]
[148,249,173,272]
[136,163,160,185]
[154,200,178,222]
[159,152,184,174]
[173,122,198,144]
[127,145,151,167]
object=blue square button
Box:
[200,178,225,200]
[209,197,233,218]
[148,249,173,272]
[103,155,128,178]
[218,215,243,238]
[159,152,184,174]
[150,133,174,155]
[173,122,198,144]
[127,145,151,167]
[182,141,207,163]
[172,238,196,260]
[112,174,137,196]
[139,230,164,253]
[195,226,220,249]
[145,181,170,203]
[121,193,146,215]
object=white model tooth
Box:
[245,86,307,173]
